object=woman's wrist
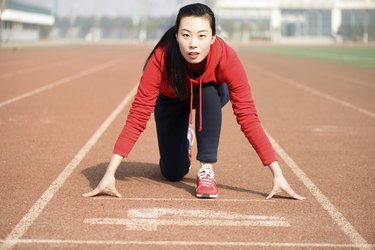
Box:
[105,154,124,176]
[267,161,283,177]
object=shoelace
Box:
[197,167,215,187]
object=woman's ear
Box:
[211,35,217,44]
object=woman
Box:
[83,3,305,200]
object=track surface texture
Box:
[0,43,374,250]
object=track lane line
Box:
[0,59,76,79]
[244,61,370,247]
[264,130,369,248]
[249,64,375,119]
[0,84,138,250]
[0,239,374,248]
[320,73,375,89]
[0,58,123,108]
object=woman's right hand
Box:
[82,174,122,198]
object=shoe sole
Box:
[196,193,219,199]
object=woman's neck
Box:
[186,59,206,79]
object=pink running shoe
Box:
[196,166,218,198]
[187,128,195,164]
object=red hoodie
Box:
[113,37,276,166]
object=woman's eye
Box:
[182,34,189,38]
[200,34,207,38]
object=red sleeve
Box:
[224,46,277,166]
[113,47,164,157]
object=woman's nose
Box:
[189,37,197,48]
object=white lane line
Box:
[264,130,369,248]
[250,64,375,119]
[93,197,275,202]
[1,239,374,248]
[322,73,375,89]
[0,85,138,250]
[0,60,75,79]
[0,58,123,108]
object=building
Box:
[214,0,375,43]
[0,0,55,43]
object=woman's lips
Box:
[188,52,199,59]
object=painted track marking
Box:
[265,130,369,248]
[250,64,375,119]
[0,59,76,79]
[0,58,123,108]
[0,239,374,249]
[0,84,138,250]
[322,73,375,89]
[85,208,290,230]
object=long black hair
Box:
[143,3,216,100]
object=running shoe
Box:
[196,166,218,198]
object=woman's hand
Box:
[82,174,122,198]
[266,161,305,200]
[82,154,124,198]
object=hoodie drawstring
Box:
[190,81,193,124]
[199,79,202,132]
[189,79,203,132]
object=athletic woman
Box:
[83,3,305,200]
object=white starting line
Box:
[1,239,374,249]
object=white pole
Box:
[0,0,5,46]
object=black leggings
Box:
[154,83,228,181]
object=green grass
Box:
[248,46,375,69]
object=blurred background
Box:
[0,0,374,46]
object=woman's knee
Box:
[218,83,229,107]
[159,159,189,181]
[160,166,188,181]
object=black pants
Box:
[154,83,229,181]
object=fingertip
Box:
[82,191,97,198]
[266,193,273,200]
[295,195,306,200]
[82,193,91,197]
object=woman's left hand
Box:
[266,174,306,200]
[266,161,306,200]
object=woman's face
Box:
[176,16,216,64]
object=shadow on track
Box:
[81,161,276,199]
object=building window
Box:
[4,21,13,30]
[23,23,38,30]
[340,10,375,41]
[281,9,331,37]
